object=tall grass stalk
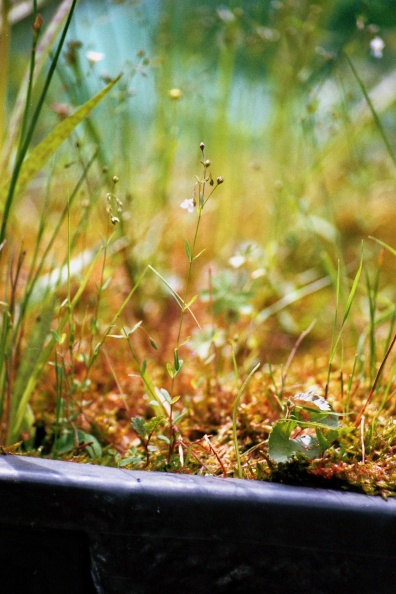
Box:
[344,52,396,169]
[355,331,396,429]
[0,0,10,148]
[325,249,363,397]
[0,0,78,246]
[232,362,260,479]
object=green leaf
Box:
[184,240,192,262]
[369,236,396,258]
[78,431,102,458]
[174,359,184,376]
[55,430,75,455]
[293,434,321,459]
[179,336,191,348]
[173,348,179,370]
[148,265,201,328]
[149,400,161,408]
[160,388,172,403]
[316,428,331,452]
[172,409,188,424]
[131,417,147,439]
[186,295,198,308]
[0,74,122,203]
[166,363,175,378]
[268,420,297,463]
[268,419,332,463]
[193,248,206,261]
[157,435,170,444]
[145,416,165,435]
[149,337,158,350]
[50,329,65,344]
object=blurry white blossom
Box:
[86,51,105,64]
[180,198,195,213]
[370,36,385,59]
[229,254,246,268]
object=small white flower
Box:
[370,36,385,59]
[86,51,105,64]
[229,255,245,268]
[180,198,195,213]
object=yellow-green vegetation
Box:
[1,0,396,497]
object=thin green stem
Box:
[233,362,261,479]
[0,0,11,149]
[17,1,40,154]
[344,52,396,168]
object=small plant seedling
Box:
[268,391,340,464]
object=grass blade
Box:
[344,52,396,168]
[0,74,121,206]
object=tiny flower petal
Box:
[86,51,105,64]
[370,36,385,59]
[180,198,195,213]
[229,255,245,268]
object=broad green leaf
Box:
[269,419,336,463]
[0,74,122,202]
[79,430,102,458]
[293,434,321,459]
[268,420,297,463]
[55,430,75,455]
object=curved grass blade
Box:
[0,74,121,207]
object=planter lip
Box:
[1,455,396,564]
[0,453,394,512]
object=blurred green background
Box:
[7,0,396,348]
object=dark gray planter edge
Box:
[0,455,395,593]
